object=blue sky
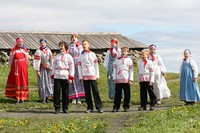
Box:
[1,0,200,72]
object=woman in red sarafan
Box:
[5,37,29,103]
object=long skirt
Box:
[180,61,200,102]
[37,66,53,100]
[5,59,29,101]
[68,66,85,99]
[153,65,171,100]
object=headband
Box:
[16,38,23,45]
[149,44,156,49]
[39,38,47,44]
[184,49,191,55]
[111,39,118,44]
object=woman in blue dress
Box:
[180,49,200,105]
[104,38,121,100]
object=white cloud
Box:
[1,0,200,32]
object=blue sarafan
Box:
[180,58,200,102]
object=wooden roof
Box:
[0,31,147,50]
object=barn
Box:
[0,31,147,54]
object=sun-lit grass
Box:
[0,64,37,91]
[123,104,200,133]
[0,116,108,133]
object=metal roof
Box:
[0,31,147,50]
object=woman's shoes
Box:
[72,98,82,104]
[72,99,76,104]
[16,100,20,104]
[77,98,81,104]
[16,100,24,104]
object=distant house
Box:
[0,31,147,53]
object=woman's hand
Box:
[36,71,41,77]
[128,81,133,85]
[149,82,153,86]
[193,78,197,82]
[68,80,72,84]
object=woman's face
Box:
[40,42,47,48]
[59,44,66,53]
[149,47,156,53]
[111,42,117,48]
[17,41,23,48]
[184,52,189,58]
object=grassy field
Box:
[0,64,200,133]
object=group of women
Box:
[5,35,85,104]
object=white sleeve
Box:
[157,55,166,73]
[48,49,53,69]
[68,55,75,80]
[190,59,198,78]
[78,56,83,80]
[117,48,121,57]
[51,56,57,76]
[113,61,117,81]
[33,50,41,71]
[103,50,109,69]
[93,53,99,79]
[128,59,134,81]
[8,52,14,66]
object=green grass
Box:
[1,63,200,133]
[0,116,108,133]
[124,105,200,133]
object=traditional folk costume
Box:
[68,42,85,100]
[180,50,200,104]
[33,45,53,102]
[149,51,171,100]
[104,46,121,100]
[78,50,103,112]
[112,55,133,111]
[52,52,74,112]
[138,59,156,110]
[5,38,29,101]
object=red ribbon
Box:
[150,53,155,61]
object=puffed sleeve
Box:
[33,50,41,71]
[103,50,110,70]
[8,51,14,66]
[48,49,53,70]
[128,58,134,82]
[93,53,99,79]
[190,59,198,78]
[78,55,83,80]
[68,54,75,80]
[157,55,166,73]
